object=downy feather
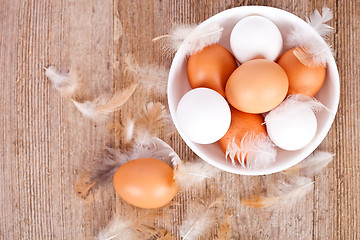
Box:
[153,23,224,56]
[89,148,130,185]
[98,211,163,240]
[122,102,172,145]
[75,148,131,198]
[98,216,136,240]
[241,176,313,209]
[134,137,181,166]
[293,45,332,67]
[306,7,334,38]
[123,118,135,143]
[72,83,137,122]
[153,24,196,52]
[226,133,276,169]
[265,94,328,127]
[135,102,166,145]
[282,150,334,176]
[285,7,334,66]
[287,94,328,112]
[45,66,79,98]
[124,54,169,95]
[146,137,182,166]
[179,198,223,240]
[286,29,333,67]
[173,160,222,192]
[46,66,137,121]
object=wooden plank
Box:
[57,0,115,239]
[328,0,360,239]
[0,0,114,239]
[0,1,21,239]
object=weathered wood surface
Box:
[0,0,359,239]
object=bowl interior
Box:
[167,6,340,175]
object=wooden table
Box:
[1,0,359,239]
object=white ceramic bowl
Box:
[167,6,340,175]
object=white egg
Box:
[176,88,231,144]
[230,16,283,63]
[265,105,317,151]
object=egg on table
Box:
[225,59,289,114]
[277,47,326,96]
[113,158,178,209]
[187,43,238,97]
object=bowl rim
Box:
[167,6,340,175]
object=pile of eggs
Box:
[176,16,327,162]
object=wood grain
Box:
[0,0,359,239]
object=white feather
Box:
[241,176,314,209]
[283,150,334,176]
[274,176,313,195]
[45,66,69,88]
[268,177,314,209]
[179,199,223,240]
[286,28,333,66]
[72,100,103,120]
[124,54,169,95]
[98,211,162,240]
[288,94,328,112]
[285,7,334,66]
[72,84,137,122]
[265,94,328,127]
[155,23,224,56]
[123,118,135,143]
[306,7,334,38]
[163,24,197,52]
[98,215,135,240]
[169,151,182,167]
[45,66,78,97]
[225,133,277,169]
[108,137,179,169]
[181,23,224,55]
[140,137,182,166]
[173,160,221,191]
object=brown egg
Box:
[187,44,238,97]
[225,59,288,113]
[277,48,326,96]
[218,107,267,157]
[113,158,177,209]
